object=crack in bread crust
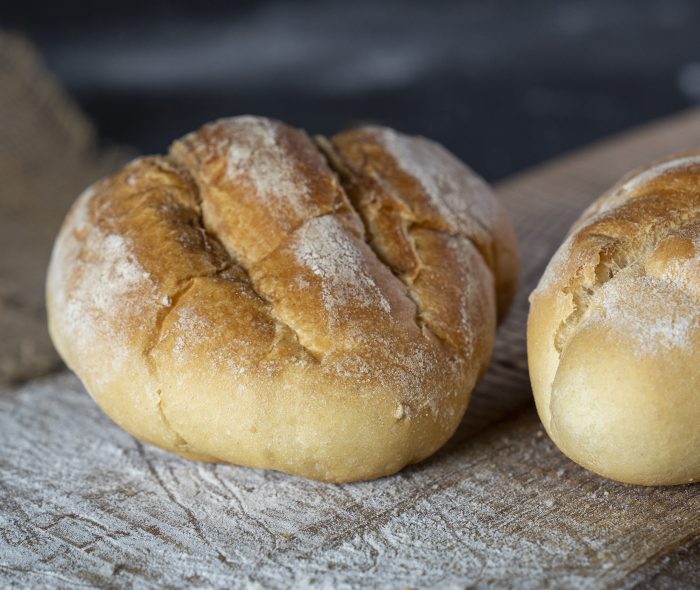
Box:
[314,135,450,351]
[167,120,472,365]
[164,157,323,363]
[145,277,198,450]
[315,135,495,276]
[550,195,700,358]
[317,133,498,359]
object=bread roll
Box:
[47,116,518,482]
[528,153,700,486]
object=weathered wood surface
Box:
[0,32,129,386]
[1,374,699,590]
[2,108,700,588]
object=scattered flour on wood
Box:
[2,372,696,589]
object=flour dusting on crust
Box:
[294,215,391,318]
[225,116,310,215]
[654,241,700,298]
[617,155,700,196]
[48,185,160,386]
[377,128,498,232]
[586,269,699,355]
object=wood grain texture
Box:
[1,375,699,589]
[2,107,700,588]
[0,32,130,386]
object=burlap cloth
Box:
[0,31,130,385]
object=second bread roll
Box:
[528,153,700,485]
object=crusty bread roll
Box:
[528,153,700,486]
[47,116,518,482]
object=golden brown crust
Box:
[528,153,700,485]
[47,116,518,482]
[328,127,518,323]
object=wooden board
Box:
[2,32,700,587]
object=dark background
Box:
[6,0,700,181]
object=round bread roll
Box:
[528,153,700,486]
[47,116,518,482]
